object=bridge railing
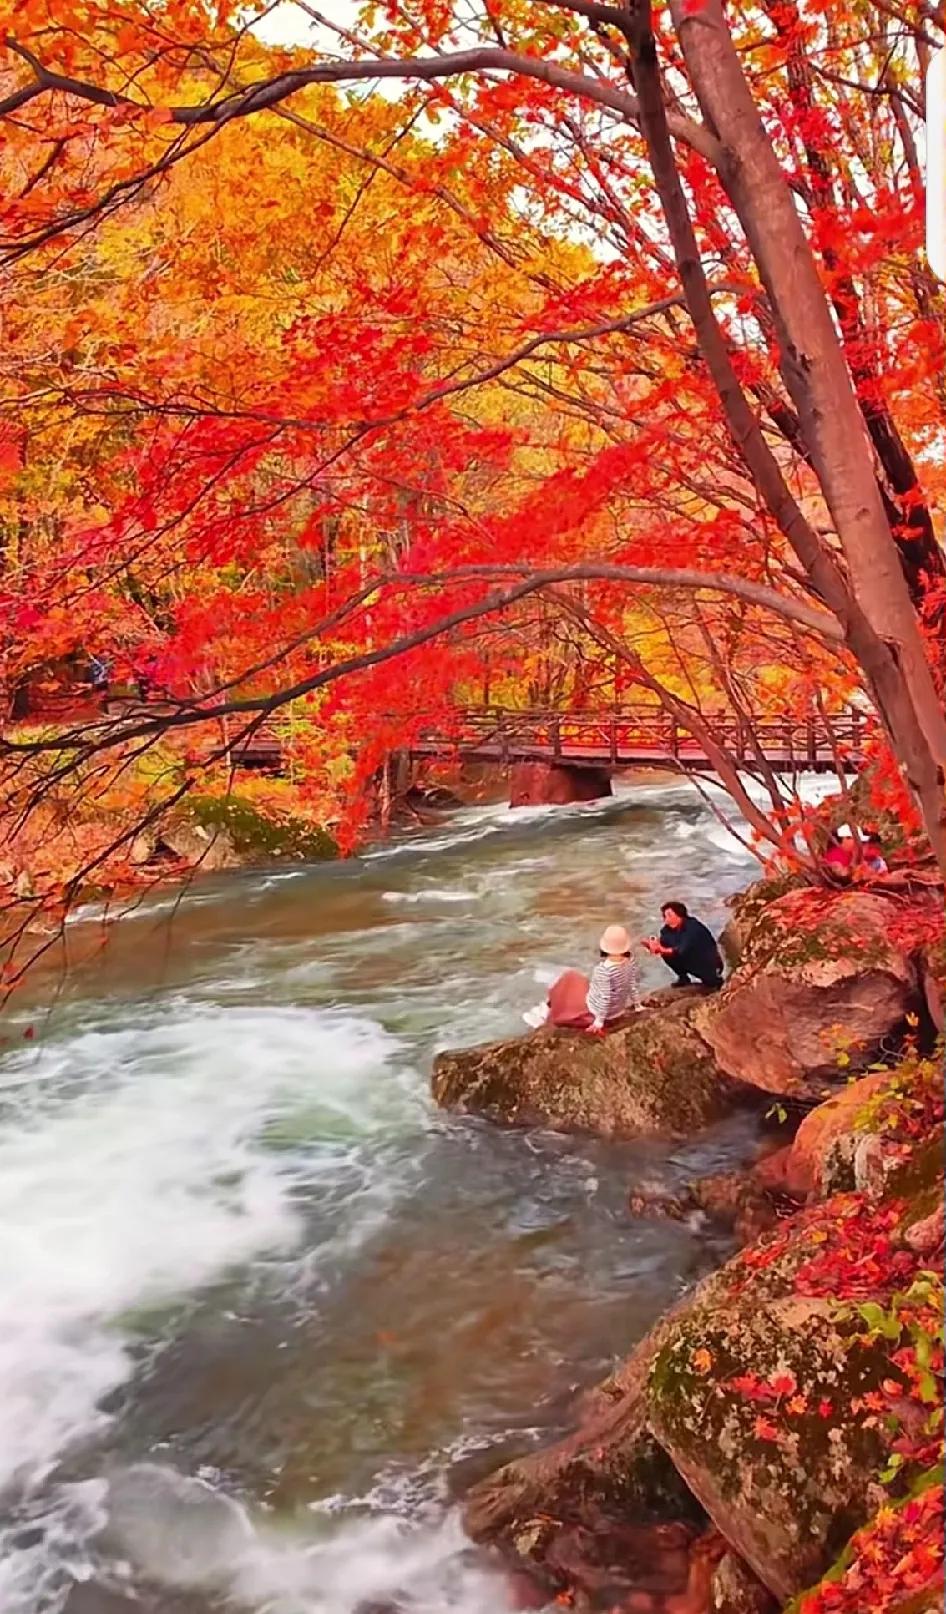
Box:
[409,706,867,766]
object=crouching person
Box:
[643,901,724,992]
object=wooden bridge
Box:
[232,706,868,774]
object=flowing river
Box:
[0,777,799,1613]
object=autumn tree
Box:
[0,0,943,875]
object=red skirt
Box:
[547,968,593,1029]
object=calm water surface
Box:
[0,777,808,1613]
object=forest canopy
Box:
[0,0,943,915]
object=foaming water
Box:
[0,1006,409,1500]
[0,772,844,1611]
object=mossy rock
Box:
[187,795,337,863]
[648,1293,898,1603]
[432,995,738,1140]
[722,875,808,966]
[645,1138,943,1603]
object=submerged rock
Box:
[432,996,737,1140]
[463,1293,708,1582]
[693,890,918,1097]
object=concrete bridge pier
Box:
[509,760,613,808]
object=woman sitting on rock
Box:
[524,925,641,1033]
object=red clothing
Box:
[824,842,853,870]
[547,969,594,1029]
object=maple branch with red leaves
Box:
[0,562,845,765]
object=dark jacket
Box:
[659,915,722,976]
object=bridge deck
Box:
[232,707,867,774]
[6,693,865,775]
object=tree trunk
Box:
[669,1,946,809]
[621,1,946,871]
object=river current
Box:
[0,776,828,1613]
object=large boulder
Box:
[780,1070,892,1197]
[509,761,612,807]
[432,995,737,1139]
[157,815,241,872]
[693,889,918,1097]
[647,1291,895,1604]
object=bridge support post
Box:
[508,761,613,808]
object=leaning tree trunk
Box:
[666,0,946,867]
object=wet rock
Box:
[432,997,738,1140]
[630,1173,782,1246]
[710,1551,777,1613]
[750,1146,809,1200]
[683,1172,780,1245]
[628,1181,691,1221]
[693,890,918,1098]
[463,1279,715,1567]
[509,761,612,807]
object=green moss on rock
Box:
[189,794,337,861]
[432,996,736,1140]
[648,1294,898,1599]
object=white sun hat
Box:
[599,924,632,954]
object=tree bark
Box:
[619,0,946,871]
[667,0,946,854]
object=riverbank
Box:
[431,874,944,1614]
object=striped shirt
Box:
[586,957,640,1029]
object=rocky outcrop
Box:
[780,1069,892,1197]
[157,814,241,872]
[155,796,338,872]
[434,887,929,1143]
[509,761,612,807]
[468,1097,946,1597]
[693,889,919,1097]
[647,1293,894,1603]
[465,1177,920,1607]
[432,995,738,1140]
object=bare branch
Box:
[0,39,721,161]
